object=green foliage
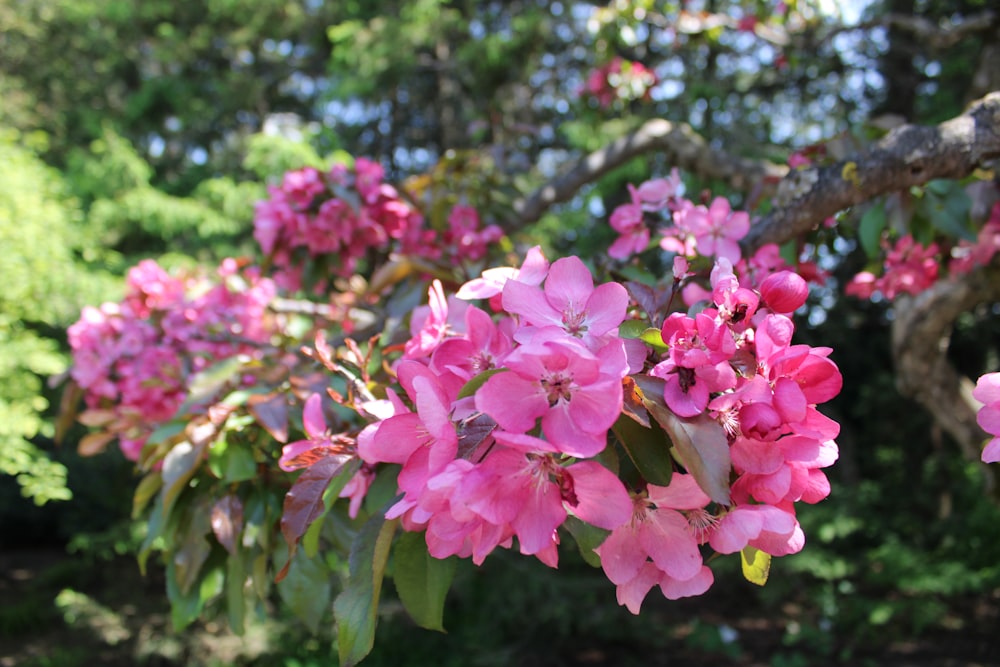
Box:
[0,134,118,504]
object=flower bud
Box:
[760,271,808,313]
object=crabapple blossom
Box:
[501,255,628,350]
[973,372,1000,463]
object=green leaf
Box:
[638,327,668,352]
[740,546,771,586]
[226,553,246,635]
[457,368,508,399]
[166,558,222,631]
[563,516,609,568]
[633,375,731,504]
[618,319,648,339]
[132,472,162,519]
[921,180,974,241]
[333,510,398,667]
[611,414,674,487]
[392,531,456,632]
[858,204,886,258]
[277,548,332,633]
[160,440,206,520]
[208,438,257,483]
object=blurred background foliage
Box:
[2,0,999,664]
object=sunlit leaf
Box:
[160,441,207,520]
[740,545,771,586]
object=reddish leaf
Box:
[207,402,238,427]
[633,375,732,505]
[277,453,353,582]
[77,408,117,428]
[621,376,650,428]
[173,498,214,594]
[78,431,116,456]
[55,380,84,444]
[247,392,289,443]
[456,412,498,461]
[211,495,244,556]
[281,435,355,471]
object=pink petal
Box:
[544,256,594,314]
[302,393,327,440]
[502,279,561,328]
[615,562,662,614]
[596,526,646,585]
[973,373,1000,405]
[639,510,703,581]
[583,282,630,336]
[565,461,632,529]
[660,565,714,600]
[476,371,547,433]
[982,437,1000,463]
[647,474,711,511]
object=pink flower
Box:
[501,255,628,350]
[596,474,715,613]
[404,280,469,360]
[608,185,649,259]
[973,372,1000,463]
[475,337,622,458]
[685,197,750,263]
[456,245,550,301]
[760,271,809,314]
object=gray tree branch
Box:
[744,91,1000,252]
[512,119,787,228]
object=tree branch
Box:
[512,119,787,228]
[744,91,1000,252]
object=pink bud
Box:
[760,271,808,313]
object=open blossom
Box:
[475,337,624,458]
[847,235,939,301]
[501,255,628,350]
[684,196,750,263]
[973,372,1000,463]
[596,475,716,613]
[608,185,649,259]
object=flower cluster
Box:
[581,57,658,108]
[333,240,841,613]
[950,202,1000,277]
[253,160,500,291]
[68,259,277,460]
[607,172,752,265]
[974,373,1000,464]
[848,203,1000,302]
[846,235,940,300]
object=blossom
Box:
[501,255,628,350]
[685,197,750,263]
[596,475,715,613]
[475,337,623,458]
[973,372,1000,463]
